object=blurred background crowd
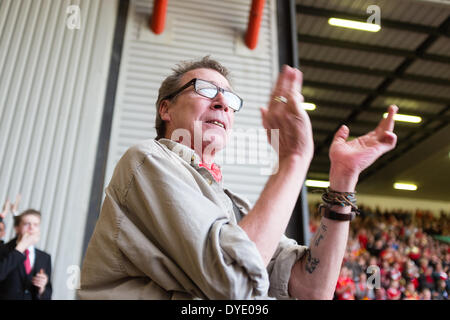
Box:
[310,203,450,300]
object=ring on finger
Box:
[273,95,288,104]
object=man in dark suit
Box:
[0,209,52,300]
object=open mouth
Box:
[205,120,225,129]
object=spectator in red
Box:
[418,266,435,292]
[313,202,449,300]
[419,288,431,300]
[433,279,448,300]
[380,260,391,289]
[403,281,419,300]
[432,262,447,284]
[406,237,421,262]
[335,266,356,300]
[368,239,385,258]
[368,256,379,268]
[358,228,368,250]
[355,272,374,300]
[445,271,450,294]
[444,253,450,271]
[418,258,429,274]
[390,268,402,283]
[403,260,420,290]
[354,256,367,279]
[374,287,387,300]
[386,280,401,300]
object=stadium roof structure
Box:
[296,0,450,201]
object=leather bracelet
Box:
[322,188,358,211]
[319,204,354,221]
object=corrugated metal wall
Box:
[105,0,279,206]
[0,0,117,299]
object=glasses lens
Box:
[195,79,242,111]
[224,92,242,111]
[195,80,217,98]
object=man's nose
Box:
[211,92,229,112]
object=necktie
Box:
[24,249,32,274]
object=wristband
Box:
[319,204,355,221]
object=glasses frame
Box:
[162,78,243,112]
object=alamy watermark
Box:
[65,264,383,291]
[367,5,381,26]
[366,265,381,289]
[169,122,280,176]
[66,265,81,290]
[66,5,81,30]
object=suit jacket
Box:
[0,238,52,300]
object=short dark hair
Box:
[14,209,41,227]
[155,56,232,140]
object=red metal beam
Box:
[245,0,265,50]
[150,0,168,34]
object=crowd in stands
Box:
[310,203,450,300]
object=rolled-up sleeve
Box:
[266,235,308,299]
[115,148,269,299]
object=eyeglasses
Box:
[162,78,243,112]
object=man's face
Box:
[161,68,236,155]
[15,214,40,237]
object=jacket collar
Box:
[157,138,202,167]
[157,138,223,184]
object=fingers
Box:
[270,65,303,109]
[378,105,398,132]
[33,270,48,286]
[2,199,10,214]
[32,276,47,288]
[332,125,350,145]
[270,65,290,106]
[380,131,398,149]
[375,105,398,150]
[33,274,47,281]
[290,68,303,92]
[20,231,40,246]
[260,107,268,130]
[12,194,21,211]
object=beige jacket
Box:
[79,139,307,299]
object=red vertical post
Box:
[150,0,168,34]
[245,0,265,50]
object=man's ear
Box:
[159,100,171,121]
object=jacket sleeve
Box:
[224,188,308,300]
[0,247,26,281]
[266,235,308,299]
[115,150,270,299]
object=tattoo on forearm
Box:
[305,249,320,274]
[314,223,328,247]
